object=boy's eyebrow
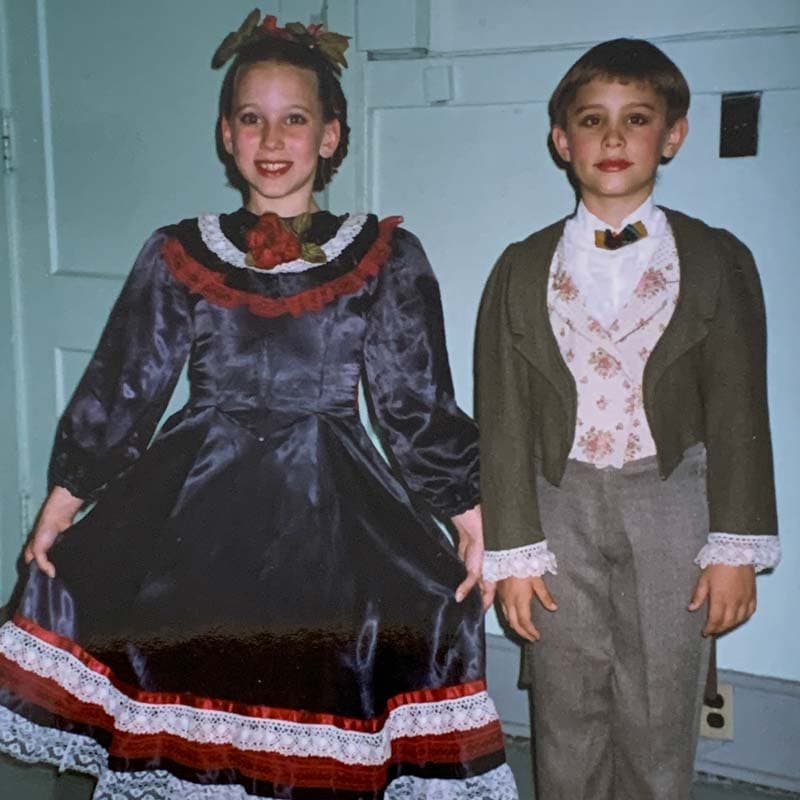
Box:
[572,101,659,114]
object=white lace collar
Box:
[197,212,368,275]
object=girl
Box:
[0,11,517,800]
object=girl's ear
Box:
[550,126,571,163]
[662,116,689,159]
[319,118,341,159]
[220,115,234,155]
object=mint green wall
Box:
[353,1,800,683]
[1,0,797,694]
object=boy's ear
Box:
[662,116,689,160]
[550,126,572,163]
[320,118,341,159]
[220,115,234,155]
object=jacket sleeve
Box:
[701,230,778,537]
[48,230,193,499]
[476,245,548,556]
[363,228,480,519]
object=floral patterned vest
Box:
[548,230,680,468]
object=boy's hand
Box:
[496,575,558,642]
[688,564,756,636]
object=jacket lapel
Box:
[643,207,721,399]
[506,218,576,410]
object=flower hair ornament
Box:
[212,9,350,74]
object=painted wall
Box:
[350,0,800,683]
[1,0,797,688]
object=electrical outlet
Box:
[700,681,734,740]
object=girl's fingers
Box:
[33,549,56,579]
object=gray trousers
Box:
[523,446,711,800]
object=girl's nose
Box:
[261,123,283,149]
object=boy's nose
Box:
[603,123,625,146]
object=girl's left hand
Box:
[450,505,495,610]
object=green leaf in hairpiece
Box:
[301,242,327,264]
[211,8,261,69]
[291,213,313,238]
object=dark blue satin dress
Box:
[0,211,516,799]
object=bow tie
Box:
[594,221,648,250]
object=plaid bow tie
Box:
[594,221,648,250]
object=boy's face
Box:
[551,78,688,221]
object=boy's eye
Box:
[286,113,307,125]
[579,115,602,127]
[239,111,260,125]
[628,113,650,125]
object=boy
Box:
[477,39,780,800]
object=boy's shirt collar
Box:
[574,196,665,252]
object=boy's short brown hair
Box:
[549,38,690,128]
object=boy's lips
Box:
[595,159,633,172]
[255,160,292,177]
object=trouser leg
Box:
[611,449,710,800]
[526,468,615,800]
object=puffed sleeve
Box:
[363,228,480,519]
[47,230,192,499]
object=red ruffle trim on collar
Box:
[162,216,402,319]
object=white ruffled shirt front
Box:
[483,198,780,582]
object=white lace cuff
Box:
[694,532,781,573]
[483,541,558,582]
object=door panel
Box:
[366,39,800,654]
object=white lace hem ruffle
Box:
[694,533,781,572]
[0,705,518,800]
[0,621,498,766]
[483,541,558,582]
[197,212,367,273]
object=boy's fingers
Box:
[688,576,709,611]
[514,596,540,641]
[531,578,558,611]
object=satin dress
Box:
[0,210,517,799]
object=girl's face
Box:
[551,78,687,225]
[220,61,340,217]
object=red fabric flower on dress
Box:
[245,214,302,270]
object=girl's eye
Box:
[287,113,307,125]
[239,111,260,125]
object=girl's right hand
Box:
[23,486,84,578]
[496,575,558,642]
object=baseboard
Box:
[485,634,800,793]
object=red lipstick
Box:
[595,159,632,172]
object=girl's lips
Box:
[255,160,292,177]
[595,159,633,172]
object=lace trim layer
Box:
[483,541,558,582]
[0,706,519,799]
[164,216,402,318]
[694,533,781,572]
[0,621,499,767]
[198,213,368,273]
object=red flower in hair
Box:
[245,214,302,270]
[262,15,279,33]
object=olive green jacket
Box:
[476,208,777,552]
